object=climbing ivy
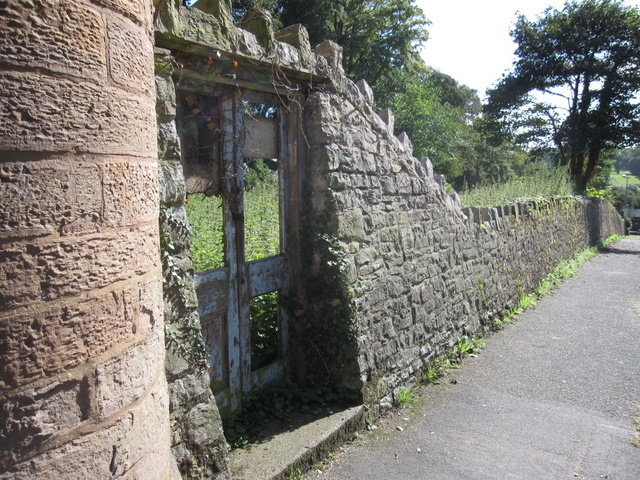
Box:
[160,205,209,368]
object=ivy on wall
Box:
[160,204,209,368]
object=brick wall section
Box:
[0,1,175,477]
[302,87,625,410]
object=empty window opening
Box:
[185,194,225,271]
[242,99,281,261]
[250,290,280,371]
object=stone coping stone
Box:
[229,405,365,480]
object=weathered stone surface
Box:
[378,108,394,135]
[0,380,90,467]
[356,79,375,106]
[0,0,169,477]
[0,225,160,310]
[107,14,154,94]
[95,328,164,418]
[101,161,159,228]
[0,0,106,82]
[192,0,232,18]
[397,132,413,156]
[302,87,624,411]
[0,287,138,388]
[91,0,147,24]
[238,8,274,53]
[0,377,172,479]
[235,26,267,58]
[275,23,311,64]
[160,160,187,205]
[314,40,345,76]
[156,74,178,118]
[158,121,182,161]
[0,159,101,237]
[0,71,156,156]
[168,370,211,413]
[0,158,158,238]
[155,0,236,52]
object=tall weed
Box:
[460,166,574,207]
[185,180,280,272]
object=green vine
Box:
[160,205,209,368]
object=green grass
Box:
[185,180,280,272]
[455,336,485,356]
[611,172,640,187]
[185,194,225,271]
[395,386,418,407]
[459,167,574,208]
[422,357,458,384]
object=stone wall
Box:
[152,0,623,473]
[301,84,625,409]
[0,0,175,478]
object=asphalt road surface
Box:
[307,236,640,480]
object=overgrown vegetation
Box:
[185,160,280,272]
[422,336,485,385]
[459,165,575,208]
[492,234,622,330]
[395,386,418,407]
[250,291,280,371]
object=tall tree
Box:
[277,0,429,91]
[376,67,484,180]
[485,0,640,191]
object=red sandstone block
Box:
[0,158,158,237]
[0,159,101,237]
[136,279,164,338]
[0,377,171,479]
[95,328,165,419]
[102,161,159,228]
[0,0,107,83]
[0,288,138,388]
[0,380,89,465]
[92,0,147,25]
[0,225,160,310]
[107,14,154,94]
[0,71,156,156]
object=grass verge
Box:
[493,234,622,330]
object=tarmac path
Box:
[306,236,640,480]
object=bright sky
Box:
[416,0,640,100]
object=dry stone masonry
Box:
[0,0,625,478]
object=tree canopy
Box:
[485,0,640,191]
[233,0,430,92]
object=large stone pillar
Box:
[0,1,174,477]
